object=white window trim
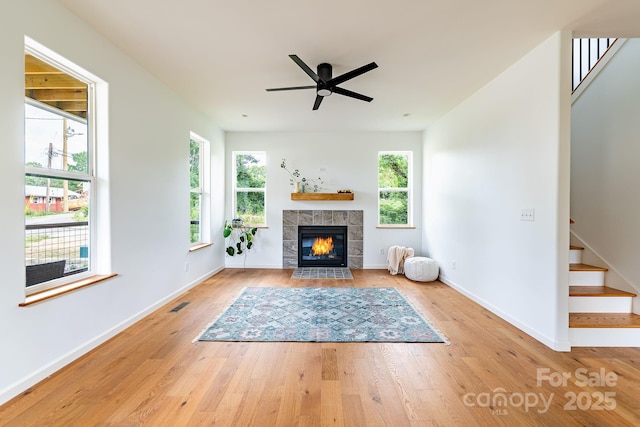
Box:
[377,150,413,227]
[232,151,267,226]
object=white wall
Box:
[571,38,640,296]
[225,132,423,268]
[0,0,226,404]
[422,32,572,350]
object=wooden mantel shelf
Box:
[291,192,354,201]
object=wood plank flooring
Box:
[2,269,640,426]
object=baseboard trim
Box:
[226,263,285,269]
[363,264,388,269]
[0,266,224,406]
[438,275,571,352]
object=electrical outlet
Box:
[452,260,457,270]
[379,248,385,255]
[520,208,535,221]
[184,262,189,272]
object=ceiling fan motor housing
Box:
[317,63,332,96]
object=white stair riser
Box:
[569,296,633,313]
[569,249,582,264]
[570,328,640,347]
[569,270,605,286]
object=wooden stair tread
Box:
[570,313,640,328]
[569,263,608,272]
[570,245,584,250]
[570,286,636,297]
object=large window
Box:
[233,151,266,225]
[378,151,412,226]
[189,133,210,246]
[24,44,95,293]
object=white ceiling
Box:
[59,0,640,132]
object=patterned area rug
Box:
[196,287,448,343]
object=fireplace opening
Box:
[298,225,347,267]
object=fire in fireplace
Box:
[298,226,347,267]
[312,236,334,256]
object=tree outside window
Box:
[190,137,203,244]
[233,152,266,225]
[189,132,210,247]
[378,151,412,225]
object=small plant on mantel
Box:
[223,219,258,256]
[280,158,324,192]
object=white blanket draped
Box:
[386,246,414,275]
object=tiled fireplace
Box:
[283,210,363,269]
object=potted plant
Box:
[223,219,258,256]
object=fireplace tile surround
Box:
[283,210,363,269]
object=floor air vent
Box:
[169,302,190,313]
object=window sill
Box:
[189,242,213,252]
[376,225,416,229]
[19,274,118,307]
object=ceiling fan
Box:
[266,54,378,110]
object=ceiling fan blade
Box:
[332,86,373,102]
[289,54,320,83]
[313,94,324,110]
[266,85,316,92]
[328,62,378,86]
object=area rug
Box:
[196,287,448,343]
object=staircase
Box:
[568,245,640,346]
[568,40,640,346]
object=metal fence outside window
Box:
[25,221,89,278]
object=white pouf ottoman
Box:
[404,257,439,282]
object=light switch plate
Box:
[520,208,535,221]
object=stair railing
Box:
[572,38,617,92]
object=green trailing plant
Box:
[223,220,258,256]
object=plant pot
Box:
[293,181,301,193]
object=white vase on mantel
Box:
[293,181,301,193]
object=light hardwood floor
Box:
[1,269,640,426]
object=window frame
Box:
[377,150,413,227]
[232,151,267,226]
[24,40,98,295]
[189,132,210,248]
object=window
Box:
[189,133,210,246]
[24,42,96,294]
[233,151,266,225]
[378,151,412,226]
